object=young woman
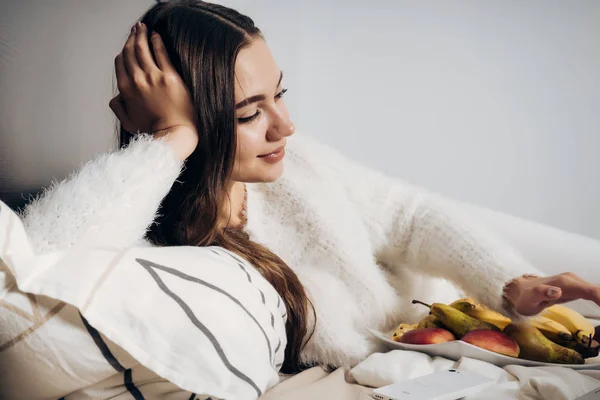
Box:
[22,0,600,374]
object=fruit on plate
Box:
[412,299,499,338]
[398,327,456,345]
[448,297,476,306]
[540,304,595,342]
[504,323,584,364]
[461,329,520,358]
[562,334,600,359]
[529,315,572,344]
[417,314,444,329]
[391,323,417,342]
[539,304,599,358]
[450,301,512,330]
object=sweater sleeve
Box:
[297,136,544,319]
[19,134,183,254]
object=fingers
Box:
[134,22,160,73]
[513,272,600,314]
[109,94,136,133]
[114,53,128,93]
[534,284,562,300]
[528,284,562,312]
[123,23,142,79]
[151,30,175,73]
[548,272,595,302]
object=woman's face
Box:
[232,38,295,183]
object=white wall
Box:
[1,0,599,239]
[0,0,154,196]
[229,0,600,239]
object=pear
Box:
[451,301,512,330]
[417,314,444,329]
[412,300,499,338]
[504,323,584,364]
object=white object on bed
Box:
[350,350,600,400]
[371,369,495,400]
[0,200,287,400]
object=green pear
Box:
[504,323,584,364]
[412,300,499,338]
[417,314,444,329]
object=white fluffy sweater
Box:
[21,133,543,368]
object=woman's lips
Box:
[258,146,286,163]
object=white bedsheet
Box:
[349,350,600,400]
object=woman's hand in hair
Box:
[110,21,198,160]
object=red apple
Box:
[461,329,520,357]
[399,327,456,345]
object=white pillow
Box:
[0,200,287,400]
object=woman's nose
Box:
[267,113,295,140]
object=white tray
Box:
[368,328,600,370]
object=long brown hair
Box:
[117,0,314,373]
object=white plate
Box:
[368,328,600,370]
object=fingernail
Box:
[131,24,136,33]
[547,287,560,297]
[137,21,142,30]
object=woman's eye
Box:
[275,88,288,100]
[238,110,261,124]
[237,89,288,124]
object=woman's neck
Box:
[219,180,247,229]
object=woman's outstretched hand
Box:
[504,272,600,316]
[109,21,198,161]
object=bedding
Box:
[0,200,286,400]
[349,349,600,400]
[259,347,600,400]
[4,194,600,400]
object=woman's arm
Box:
[296,135,544,319]
[375,184,544,319]
[20,23,200,254]
[20,135,183,253]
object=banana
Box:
[391,323,417,341]
[563,335,600,359]
[540,304,594,338]
[451,301,512,330]
[575,330,594,343]
[530,315,572,344]
[448,297,476,307]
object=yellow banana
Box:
[449,297,476,307]
[540,304,594,338]
[391,323,417,341]
[451,301,512,330]
[575,330,594,343]
[530,315,572,344]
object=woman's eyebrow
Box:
[235,71,283,109]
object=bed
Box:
[2,2,600,399]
